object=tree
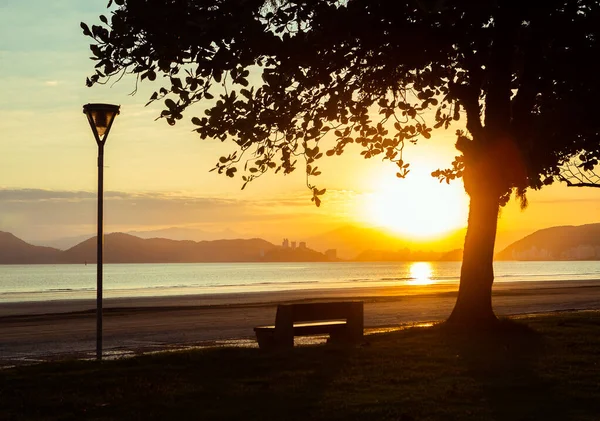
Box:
[560,160,600,188]
[83,0,600,327]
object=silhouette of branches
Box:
[559,160,600,188]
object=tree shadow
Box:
[441,318,568,421]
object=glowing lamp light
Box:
[83,103,120,141]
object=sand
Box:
[1,280,600,365]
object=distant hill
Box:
[8,222,600,264]
[60,233,279,263]
[306,225,466,259]
[263,246,332,262]
[0,232,331,264]
[496,223,600,260]
[306,225,410,259]
[34,227,246,250]
[438,249,463,261]
[0,231,61,264]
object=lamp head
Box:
[83,103,120,142]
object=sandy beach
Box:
[1,279,600,365]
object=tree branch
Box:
[484,4,516,135]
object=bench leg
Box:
[255,331,276,350]
[328,329,362,345]
[328,329,349,344]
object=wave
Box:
[495,272,600,278]
[0,287,95,296]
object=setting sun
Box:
[364,169,468,238]
[408,262,434,285]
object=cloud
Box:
[0,188,95,201]
[0,188,356,242]
[44,80,59,86]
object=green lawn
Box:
[2,311,600,421]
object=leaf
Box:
[80,22,92,36]
[165,98,176,110]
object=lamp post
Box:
[83,103,120,361]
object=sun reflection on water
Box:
[408,262,435,285]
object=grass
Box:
[2,311,600,421]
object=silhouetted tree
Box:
[83,0,600,327]
[560,160,600,188]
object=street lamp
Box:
[83,103,120,361]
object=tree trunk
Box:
[447,188,500,327]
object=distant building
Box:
[282,238,289,248]
[299,241,307,249]
[291,241,296,249]
[325,249,337,260]
[512,246,552,260]
[562,245,597,260]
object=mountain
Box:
[305,225,410,259]
[34,227,246,250]
[263,246,332,262]
[306,225,466,259]
[438,249,464,261]
[60,233,278,263]
[496,223,600,260]
[0,231,62,264]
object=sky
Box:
[1,0,599,251]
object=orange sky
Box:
[1,1,599,251]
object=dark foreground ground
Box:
[1,311,599,421]
[3,280,600,365]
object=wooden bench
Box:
[254,301,363,349]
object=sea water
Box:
[1,261,600,303]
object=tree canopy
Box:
[84,0,600,205]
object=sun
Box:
[408,262,434,285]
[363,169,468,238]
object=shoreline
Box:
[1,279,600,365]
[2,279,599,317]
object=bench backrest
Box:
[275,301,362,325]
[273,301,363,346]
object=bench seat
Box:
[254,302,363,349]
[254,320,347,336]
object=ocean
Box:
[2,261,600,303]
